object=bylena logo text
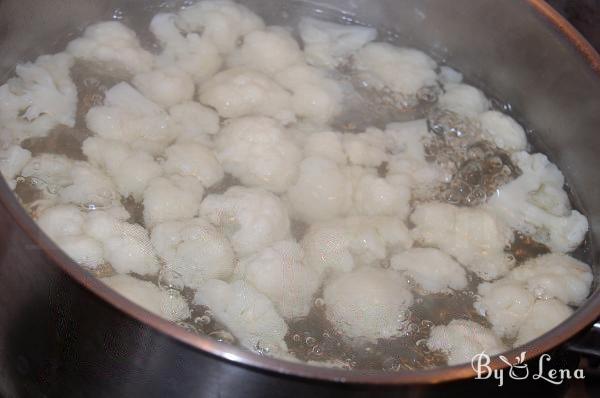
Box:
[471,352,585,387]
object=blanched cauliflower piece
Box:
[352,174,411,218]
[275,64,343,123]
[478,111,527,152]
[86,82,177,155]
[194,279,289,356]
[303,216,412,275]
[199,68,295,124]
[228,27,303,75]
[149,13,222,83]
[169,101,220,146]
[515,299,573,347]
[438,83,490,117]
[83,137,163,201]
[303,131,346,164]
[199,186,291,256]
[354,43,438,96]
[323,267,414,341]
[342,128,388,167]
[0,145,31,189]
[132,66,195,108]
[102,275,190,322]
[411,202,515,281]
[487,152,588,252]
[298,17,377,68]
[427,320,507,366]
[287,157,353,223]
[151,218,235,290]
[178,0,265,54]
[391,248,468,294]
[0,53,77,140]
[236,240,322,319]
[163,143,224,188]
[508,253,592,306]
[215,117,302,193]
[438,66,463,85]
[66,21,154,74]
[143,176,204,228]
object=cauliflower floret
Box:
[298,17,377,68]
[487,152,588,252]
[143,176,204,228]
[169,102,220,146]
[199,186,291,256]
[199,68,295,124]
[303,131,346,164]
[178,0,265,54]
[323,267,414,341]
[438,66,463,85]
[354,43,438,96]
[83,137,163,201]
[303,216,412,275]
[151,218,235,290]
[132,66,195,108]
[342,128,388,167]
[0,145,31,189]
[474,279,536,338]
[163,143,224,188]
[0,53,76,140]
[194,279,289,356]
[391,248,468,294]
[275,64,343,123]
[215,117,302,193]
[515,299,573,347]
[352,174,411,218]
[478,111,527,152]
[411,202,515,281]
[438,83,490,117]
[228,27,303,75]
[236,240,322,319]
[427,320,507,366]
[86,82,177,155]
[508,253,592,306]
[287,157,353,223]
[149,13,222,83]
[66,21,154,74]
[102,275,190,322]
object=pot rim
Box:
[1,0,599,386]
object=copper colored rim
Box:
[1,0,599,386]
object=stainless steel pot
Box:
[1,1,599,397]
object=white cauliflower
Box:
[303,131,346,164]
[275,64,343,123]
[151,218,235,290]
[0,145,31,189]
[194,279,289,356]
[487,152,588,252]
[427,320,507,366]
[298,17,377,68]
[66,21,154,74]
[169,101,220,146]
[478,111,527,152]
[236,240,322,319]
[352,174,411,218]
[302,216,412,276]
[215,117,302,193]
[178,0,265,55]
[83,137,163,201]
[163,143,224,188]
[323,267,414,341]
[342,128,388,167]
[354,42,438,96]
[149,13,222,83]
[199,186,291,256]
[199,67,295,124]
[132,66,195,108]
[287,157,353,223]
[102,274,190,322]
[508,253,592,306]
[438,83,490,117]
[86,82,177,155]
[391,248,468,294]
[515,299,573,347]
[143,176,205,228]
[438,66,463,85]
[228,27,303,75]
[0,53,77,140]
[411,202,515,281]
